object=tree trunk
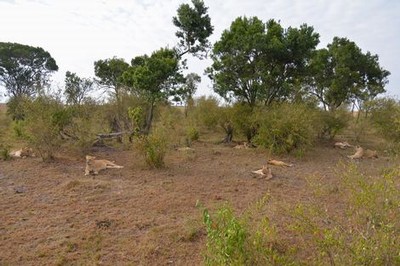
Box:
[143,102,155,135]
[221,122,234,143]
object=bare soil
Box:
[0,140,398,265]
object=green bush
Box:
[290,164,400,265]
[0,145,11,161]
[369,97,400,142]
[21,96,65,161]
[135,128,168,168]
[186,126,199,145]
[203,197,294,266]
[191,96,220,130]
[316,109,349,140]
[253,104,317,154]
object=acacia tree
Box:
[206,17,319,107]
[64,71,94,105]
[0,42,58,119]
[173,0,214,58]
[173,72,201,116]
[0,42,58,98]
[94,57,129,101]
[307,37,390,111]
[121,48,185,134]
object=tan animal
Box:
[267,159,293,167]
[252,165,273,180]
[334,141,352,149]
[364,149,378,158]
[10,147,35,158]
[347,146,364,159]
[233,142,250,149]
[85,155,124,176]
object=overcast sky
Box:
[0,0,399,100]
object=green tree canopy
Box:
[94,57,129,100]
[173,0,214,58]
[307,37,390,111]
[206,17,319,107]
[64,71,94,105]
[121,48,185,134]
[0,42,58,98]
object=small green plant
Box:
[316,108,349,140]
[289,164,400,265]
[186,126,199,146]
[203,196,294,266]
[0,145,11,161]
[135,128,168,168]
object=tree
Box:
[122,48,184,134]
[173,0,214,58]
[0,42,58,97]
[94,57,129,100]
[173,72,201,116]
[206,17,319,107]
[64,71,94,105]
[307,37,390,111]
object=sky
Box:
[0,0,399,101]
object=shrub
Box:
[253,104,317,154]
[203,196,294,266]
[21,96,65,161]
[290,164,400,265]
[316,109,349,140]
[134,128,168,168]
[0,145,11,161]
[186,126,199,145]
[192,96,220,130]
[369,97,400,142]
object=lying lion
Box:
[347,146,378,159]
[334,141,352,149]
[267,159,293,167]
[252,165,273,180]
[85,155,124,176]
[10,147,35,158]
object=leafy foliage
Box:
[94,57,129,100]
[369,97,400,142]
[173,0,214,58]
[0,42,58,98]
[122,48,185,134]
[253,104,317,154]
[64,71,94,105]
[134,128,168,168]
[207,17,319,107]
[307,37,390,111]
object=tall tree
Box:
[64,71,94,105]
[173,0,214,58]
[121,48,184,134]
[173,72,201,116]
[94,57,129,100]
[0,42,58,98]
[307,37,390,111]
[206,17,319,107]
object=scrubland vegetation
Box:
[0,0,399,264]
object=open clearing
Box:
[0,139,398,265]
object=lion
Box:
[267,159,293,167]
[347,146,364,159]
[334,141,352,149]
[364,149,378,158]
[252,165,273,180]
[85,155,124,176]
[10,147,35,158]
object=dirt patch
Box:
[0,141,397,265]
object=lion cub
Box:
[85,155,124,176]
